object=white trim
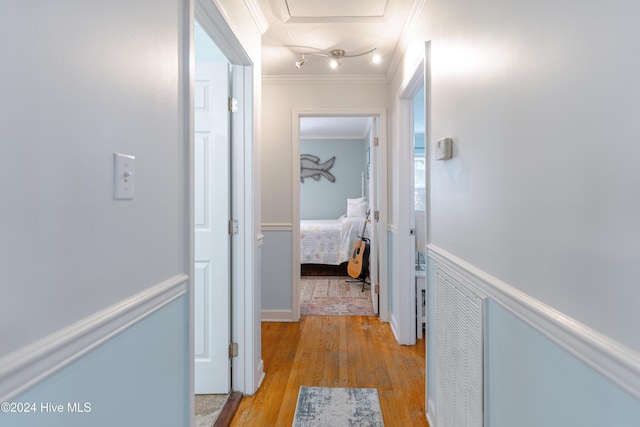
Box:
[427,400,436,427]
[389,311,401,344]
[427,244,640,401]
[386,0,428,83]
[394,61,425,345]
[262,222,294,231]
[194,1,260,396]
[263,74,389,85]
[292,112,302,321]
[196,1,252,66]
[0,275,188,403]
[291,107,389,324]
[183,2,195,425]
[261,309,295,322]
[254,359,265,391]
[243,0,269,34]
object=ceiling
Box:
[258,0,416,77]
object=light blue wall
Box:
[261,231,293,310]
[0,297,189,427]
[485,300,640,427]
[425,265,640,425]
[300,139,367,220]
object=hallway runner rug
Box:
[299,276,374,316]
[293,386,384,427]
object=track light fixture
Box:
[287,46,380,70]
[295,54,307,69]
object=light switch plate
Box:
[114,153,135,200]
[435,138,453,160]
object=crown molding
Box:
[244,0,269,34]
[262,74,389,85]
[386,0,428,83]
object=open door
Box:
[193,54,231,393]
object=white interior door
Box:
[194,60,230,394]
[369,118,379,315]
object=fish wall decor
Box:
[300,154,336,183]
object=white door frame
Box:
[291,108,389,322]
[189,0,258,399]
[395,55,425,345]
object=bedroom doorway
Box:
[292,110,388,321]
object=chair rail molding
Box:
[0,275,188,402]
[427,244,640,401]
[262,222,294,231]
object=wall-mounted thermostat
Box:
[435,138,453,160]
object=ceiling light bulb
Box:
[372,52,381,64]
[329,58,340,69]
[295,55,306,69]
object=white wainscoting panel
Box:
[0,275,188,402]
[434,265,484,427]
[428,244,640,402]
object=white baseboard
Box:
[389,311,400,343]
[0,274,188,402]
[427,411,435,427]
[261,309,295,322]
[253,359,265,395]
[427,244,640,401]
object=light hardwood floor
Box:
[231,316,429,426]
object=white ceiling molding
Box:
[262,74,389,85]
[285,0,388,18]
[245,0,270,34]
[385,0,428,83]
[266,0,291,21]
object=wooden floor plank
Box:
[231,316,429,426]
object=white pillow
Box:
[347,198,368,218]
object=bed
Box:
[300,216,370,265]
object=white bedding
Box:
[300,217,370,265]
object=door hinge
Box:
[373,137,379,147]
[228,97,238,113]
[374,210,380,221]
[229,342,238,358]
[228,219,239,235]
[375,284,380,294]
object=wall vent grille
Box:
[434,266,484,427]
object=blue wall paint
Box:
[485,300,640,427]
[300,139,367,220]
[261,231,293,310]
[1,296,189,427]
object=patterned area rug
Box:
[300,276,374,316]
[195,394,227,427]
[293,386,384,427]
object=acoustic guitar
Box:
[347,211,371,281]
